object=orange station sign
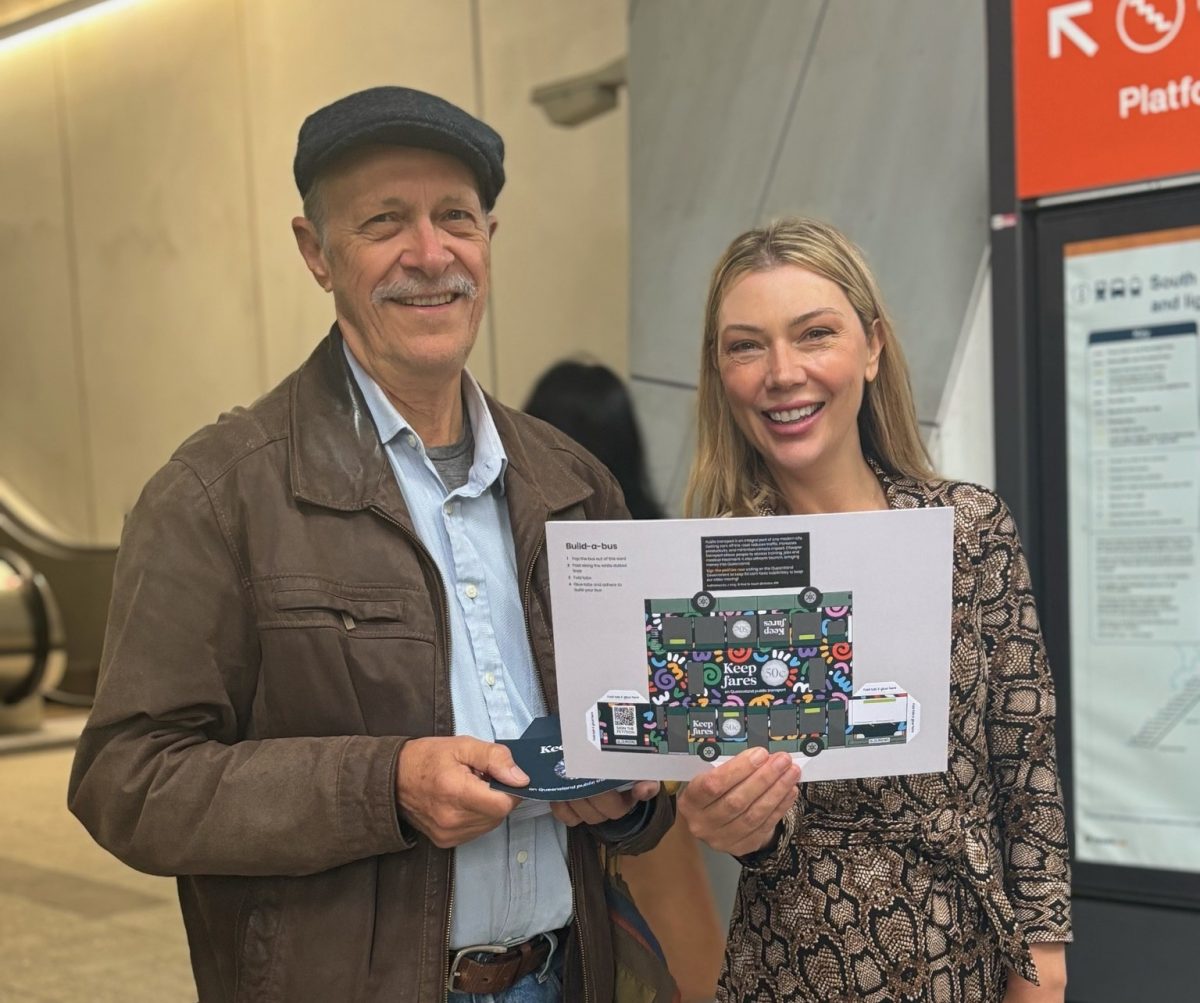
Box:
[1014,0,1200,198]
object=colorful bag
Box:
[603,848,682,1003]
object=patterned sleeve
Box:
[977,493,1073,942]
[734,801,800,872]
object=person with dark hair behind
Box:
[524,361,664,520]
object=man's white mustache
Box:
[371,274,478,304]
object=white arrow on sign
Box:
[1049,0,1100,57]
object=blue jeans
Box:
[447,951,562,1003]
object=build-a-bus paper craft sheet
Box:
[547,507,953,783]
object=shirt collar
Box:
[341,340,509,493]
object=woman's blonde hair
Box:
[684,217,935,517]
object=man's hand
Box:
[396,736,526,848]
[550,781,660,827]
[677,747,800,857]
[1003,943,1066,1003]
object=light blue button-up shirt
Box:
[344,344,573,949]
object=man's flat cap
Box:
[293,86,505,209]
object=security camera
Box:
[530,56,627,127]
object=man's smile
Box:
[371,271,478,309]
[390,291,460,307]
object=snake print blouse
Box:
[718,472,1072,1003]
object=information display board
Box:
[1064,226,1200,873]
[990,4,1200,985]
[1037,190,1200,906]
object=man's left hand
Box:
[550,781,660,827]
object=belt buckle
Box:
[447,942,510,993]
[446,931,559,992]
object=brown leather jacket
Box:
[68,331,672,1002]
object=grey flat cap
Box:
[293,86,505,209]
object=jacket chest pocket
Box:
[269,585,435,640]
[253,578,442,738]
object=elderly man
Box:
[68,87,671,1003]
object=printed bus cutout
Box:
[587,587,920,763]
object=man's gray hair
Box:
[302,178,327,247]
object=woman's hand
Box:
[677,747,801,857]
[550,781,660,826]
[1003,943,1066,1003]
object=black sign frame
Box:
[1030,187,1200,910]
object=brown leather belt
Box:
[447,927,567,995]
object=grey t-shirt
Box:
[425,412,475,493]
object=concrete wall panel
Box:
[929,254,994,487]
[477,0,628,407]
[629,379,695,517]
[59,0,262,540]
[629,0,825,386]
[0,33,91,539]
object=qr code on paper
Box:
[612,705,637,737]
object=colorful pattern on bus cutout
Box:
[594,587,919,762]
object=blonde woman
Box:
[677,218,1071,1003]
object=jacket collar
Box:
[289,327,399,516]
[488,394,596,573]
[289,328,594,528]
[341,338,510,497]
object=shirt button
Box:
[444,501,455,515]
[516,851,528,865]
[465,583,478,599]
[406,434,417,448]
[483,671,496,687]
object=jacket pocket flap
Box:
[272,588,406,623]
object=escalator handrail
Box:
[1,550,52,706]
[0,480,117,561]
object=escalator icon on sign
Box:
[1117,0,1185,54]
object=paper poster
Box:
[547,508,953,784]
[1063,224,1200,873]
